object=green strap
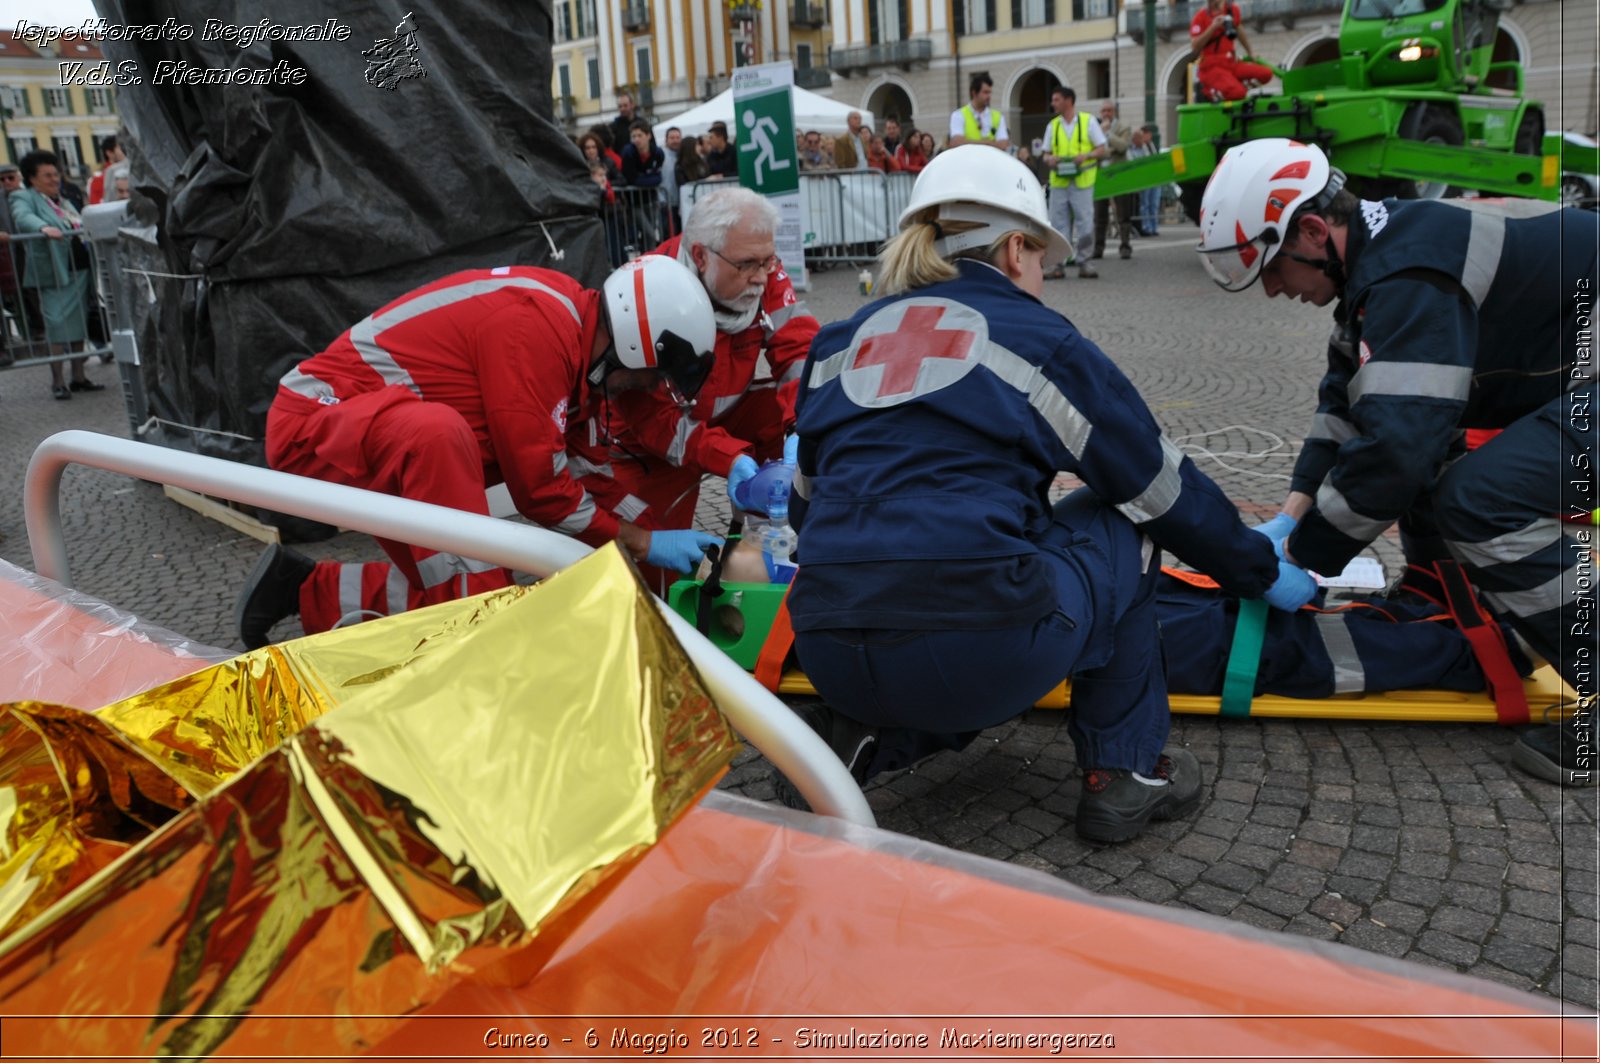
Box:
[1219,598,1269,718]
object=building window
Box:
[86,87,114,114]
[1012,0,1054,28]
[554,1,572,41]
[955,0,996,34]
[1087,58,1111,99]
[43,87,72,115]
[9,134,36,160]
[577,0,598,37]
[0,85,30,117]
[586,56,600,98]
[52,135,85,173]
[558,64,572,98]
[634,42,652,86]
[796,43,813,68]
[1071,0,1111,18]
[867,0,907,44]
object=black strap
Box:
[695,543,726,635]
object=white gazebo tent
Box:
[653,86,872,139]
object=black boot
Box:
[1512,714,1597,787]
[1076,747,1203,844]
[236,544,315,649]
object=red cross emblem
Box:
[847,304,979,403]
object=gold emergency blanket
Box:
[0,545,739,1058]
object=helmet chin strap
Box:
[1281,236,1346,293]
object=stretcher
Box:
[4,430,1593,1061]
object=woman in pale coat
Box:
[9,150,101,399]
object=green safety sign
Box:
[733,88,799,196]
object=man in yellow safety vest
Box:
[948,72,1010,151]
[1040,84,1106,279]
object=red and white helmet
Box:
[600,255,717,398]
[1196,138,1343,291]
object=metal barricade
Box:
[0,230,114,371]
[679,170,916,267]
[598,184,679,264]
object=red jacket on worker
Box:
[268,266,623,546]
[573,234,818,481]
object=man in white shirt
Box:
[1040,84,1106,278]
[948,73,1010,151]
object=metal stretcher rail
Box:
[24,429,875,827]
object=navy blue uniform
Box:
[789,259,1278,774]
[1289,199,1598,688]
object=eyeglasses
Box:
[707,246,777,277]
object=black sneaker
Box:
[1512,714,1597,787]
[1076,747,1203,844]
[773,701,879,811]
[236,544,315,649]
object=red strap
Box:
[753,584,796,693]
[1432,560,1530,724]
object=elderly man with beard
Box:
[571,187,819,595]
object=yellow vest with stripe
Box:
[960,104,999,143]
[1047,111,1096,190]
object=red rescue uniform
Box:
[1190,3,1274,102]
[570,235,819,593]
[266,266,622,633]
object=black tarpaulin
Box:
[97,0,606,462]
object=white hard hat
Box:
[601,255,717,398]
[1196,138,1344,292]
[897,144,1071,264]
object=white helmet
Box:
[1196,138,1345,291]
[898,144,1072,265]
[599,255,717,398]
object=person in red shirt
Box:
[894,131,929,174]
[569,186,820,595]
[86,136,124,206]
[1189,0,1274,102]
[234,257,721,648]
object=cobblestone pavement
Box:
[2,227,1595,1011]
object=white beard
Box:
[678,242,762,333]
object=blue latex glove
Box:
[1263,558,1317,612]
[782,433,799,466]
[1253,511,1297,548]
[645,529,724,574]
[726,454,760,508]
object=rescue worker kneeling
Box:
[786,146,1317,844]
[235,257,722,648]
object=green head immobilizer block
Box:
[667,578,788,670]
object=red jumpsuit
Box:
[266,266,622,633]
[1190,4,1273,102]
[570,236,819,593]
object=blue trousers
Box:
[794,490,1169,777]
[1433,387,1597,691]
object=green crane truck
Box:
[1097,0,1596,217]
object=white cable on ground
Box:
[1171,424,1296,483]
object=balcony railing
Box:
[622,0,650,31]
[729,2,758,22]
[1124,0,1344,42]
[828,38,933,73]
[558,97,576,123]
[794,65,832,89]
[790,0,827,26]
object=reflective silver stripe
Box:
[348,276,584,397]
[553,491,598,535]
[807,346,852,389]
[570,454,613,478]
[712,392,745,418]
[385,567,410,616]
[1115,436,1186,525]
[778,359,804,386]
[552,451,569,477]
[767,301,810,331]
[1315,482,1394,542]
[665,415,700,466]
[1482,566,1587,619]
[1316,613,1366,694]
[1460,209,1504,308]
[1348,362,1473,406]
[338,564,364,614]
[279,364,338,402]
[1446,517,1563,570]
[976,340,1094,459]
[415,551,501,589]
[1308,411,1357,445]
[793,469,812,500]
[615,493,650,522]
